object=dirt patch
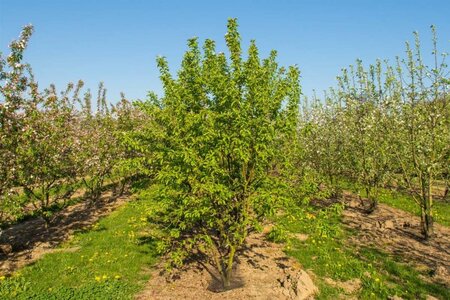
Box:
[136,232,317,300]
[324,277,361,294]
[0,191,131,275]
[340,191,450,286]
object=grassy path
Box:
[1,181,448,299]
[272,204,450,299]
[339,180,450,226]
[0,187,159,300]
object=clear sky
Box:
[1,0,449,102]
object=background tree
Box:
[391,29,449,238]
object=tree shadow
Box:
[338,192,450,286]
[0,190,130,274]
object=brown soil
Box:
[135,232,318,300]
[0,191,130,275]
[340,191,450,286]
[1,185,448,298]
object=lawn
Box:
[0,185,160,300]
[272,204,450,299]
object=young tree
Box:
[77,83,118,201]
[338,60,392,212]
[111,94,148,195]
[15,82,81,224]
[302,90,345,197]
[0,25,36,222]
[131,19,300,288]
[392,28,449,238]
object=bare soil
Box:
[1,186,448,298]
[0,191,130,275]
[340,191,450,286]
[135,231,318,300]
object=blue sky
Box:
[1,0,449,102]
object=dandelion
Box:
[95,276,101,281]
[114,275,121,279]
[0,276,5,280]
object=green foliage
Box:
[267,225,289,243]
[127,18,300,288]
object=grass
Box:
[339,179,450,226]
[0,184,160,300]
[273,204,450,299]
[0,177,123,229]
[1,179,448,299]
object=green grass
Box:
[0,185,160,300]
[273,204,450,299]
[1,179,448,299]
[339,180,450,226]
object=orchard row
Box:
[1,20,448,288]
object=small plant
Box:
[267,226,289,243]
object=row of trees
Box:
[0,26,140,226]
[301,27,449,239]
[1,21,448,289]
[1,20,301,288]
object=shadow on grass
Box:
[359,247,450,299]
[0,191,130,274]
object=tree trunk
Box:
[223,245,236,289]
[423,178,434,239]
[365,186,377,213]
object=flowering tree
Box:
[111,94,148,195]
[337,60,393,212]
[302,91,346,197]
[390,29,449,238]
[302,27,449,238]
[0,25,36,222]
[0,26,132,225]
[14,82,81,224]
[76,83,119,201]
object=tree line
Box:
[1,20,448,288]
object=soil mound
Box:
[136,233,317,300]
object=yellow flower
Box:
[375,278,380,282]
[0,276,5,280]
[114,275,121,279]
[95,276,101,281]
[306,213,316,220]
[102,275,108,280]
